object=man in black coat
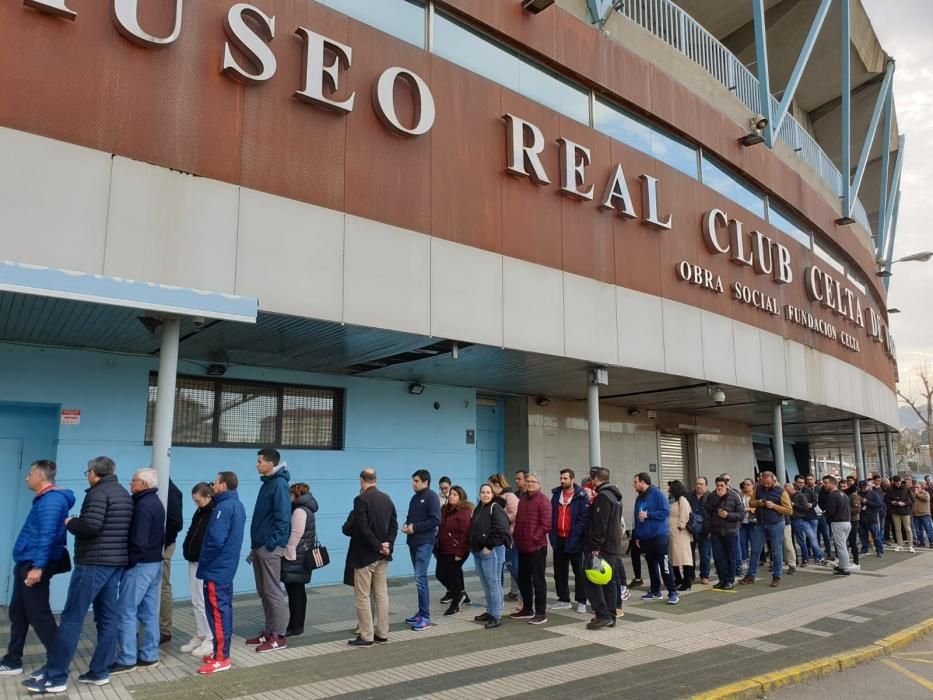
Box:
[159,479,183,644]
[704,476,744,590]
[26,456,133,693]
[343,468,398,647]
[584,468,624,630]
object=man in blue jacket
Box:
[401,469,441,631]
[197,471,246,674]
[632,473,679,604]
[110,468,165,675]
[0,460,74,677]
[858,480,885,557]
[548,469,589,613]
[246,448,291,653]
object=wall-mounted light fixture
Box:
[522,0,556,14]
[739,113,767,147]
[408,383,425,395]
[535,396,551,407]
[206,363,227,376]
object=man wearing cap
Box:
[858,480,885,557]
[583,468,624,629]
[885,475,915,553]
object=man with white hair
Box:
[110,468,166,674]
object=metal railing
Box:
[610,0,871,233]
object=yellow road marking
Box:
[880,658,933,692]
[894,657,933,665]
[894,650,933,657]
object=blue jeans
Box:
[409,543,433,619]
[693,536,711,579]
[504,544,519,593]
[711,533,737,585]
[115,562,162,665]
[45,564,122,686]
[817,515,833,557]
[748,523,784,579]
[914,514,933,546]
[474,545,505,620]
[737,522,753,577]
[796,519,822,561]
[859,516,885,554]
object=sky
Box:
[862,0,933,400]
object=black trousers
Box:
[284,582,308,632]
[2,562,57,668]
[586,555,621,620]
[847,523,860,565]
[518,547,548,615]
[435,553,466,596]
[552,539,586,604]
[629,539,643,579]
[673,565,695,586]
[641,536,677,596]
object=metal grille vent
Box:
[659,433,688,486]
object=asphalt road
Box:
[768,632,933,699]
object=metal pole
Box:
[885,431,896,478]
[840,0,852,218]
[151,317,180,514]
[773,403,786,483]
[587,380,601,471]
[853,417,864,480]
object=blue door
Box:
[475,399,504,493]
[0,438,24,602]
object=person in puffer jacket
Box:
[0,460,74,676]
[27,456,132,694]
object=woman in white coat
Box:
[668,480,694,591]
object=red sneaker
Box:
[245,632,268,646]
[255,635,287,653]
[201,654,215,663]
[197,657,231,674]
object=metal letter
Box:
[373,67,435,137]
[23,0,75,20]
[728,219,753,267]
[503,114,550,185]
[557,137,594,201]
[702,209,730,254]
[773,242,793,284]
[294,27,355,113]
[112,0,183,47]
[600,165,636,217]
[639,174,672,230]
[752,231,774,276]
[222,3,277,86]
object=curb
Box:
[690,617,933,700]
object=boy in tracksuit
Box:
[197,472,246,674]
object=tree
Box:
[895,428,922,470]
[897,360,933,469]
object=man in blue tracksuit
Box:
[247,448,291,652]
[402,469,441,630]
[197,471,246,674]
[632,473,678,604]
[0,460,74,676]
[548,469,589,612]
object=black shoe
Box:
[586,617,612,630]
[474,612,492,622]
[347,636,374,647]
[505,592,519,601]
[136,659,159,669]
[463,594,471,605]
[444,605,460,616]
[440,593,453,605]
[509,610,535,620]
[285,628,304,637]
[108,663,136,675]
[721,583,735,590]
[630,578,644,588]
[676,582,692,592]
[374,635,388,644]
[484,618,501,629]
[833,569,851,576]
[712,582,725,590]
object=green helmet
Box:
[585,555,613,585]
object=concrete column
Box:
[839,452,844,477]
[853,418,865,481]
[773,403,786,484]
[587,381,601,471]
[885,431,896,478]
[151,317,180,514]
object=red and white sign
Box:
[60,409,81,425]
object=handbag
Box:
[303,540,330,571]
[50,549,72,577]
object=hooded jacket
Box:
[183,502,215,562]
[633,485,670,541]
[583,482,623,556]
[250,466,291,551]
[549,484,589,553]
[198,489,247,584]
[66,474,133,567]
[13,487,76,570]
[128,487,166,567]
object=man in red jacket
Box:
[509,472,551,625]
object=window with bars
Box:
[145,373,345,450]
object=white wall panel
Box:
[662,300,704,378]
[502,257,564,356]
[431,238,502,347]
[700,311,737,385]
[784,340,808,401]
[760,330,788,396]
[105,157,238,293]
[803,346,825,406]
[0,127,110,273]
[733,322,764,390]
[344,215,430,335]
[617,288,665,372]
[821,354,841,409]
[236,188,344,320]
[563,272,618,366]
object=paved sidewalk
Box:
[0,549,931,699]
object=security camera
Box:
[712,389,726,406]
[192,316,206,329]
[749,114,768,131]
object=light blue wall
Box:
[0,342,478,608]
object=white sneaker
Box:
[575,602,587,614]
[894,546,904,552]
[180,637,204,653]
[847,564,860,571]
[191,639,215,658]
[909,547,916,553]
[549,601,572,610]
